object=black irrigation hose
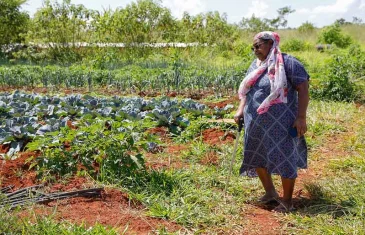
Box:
[5,185,43,198]
[0,187,104,209]
[1,191,48,205]
[0,185,14,193]
[8,192,101,208]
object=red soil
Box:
[49,177,89,192]
[18,187,181,234]
[1,163,181,235]
[243,205,281,235]
[201,128,236,145]
[204,96,238,109]
[0,147,180,234]
[0,151,40,189]
[200,151,219,166]
[0,144,11,153]
[147,127,171,143]
[167,91,178,97]
[145,143,188,170]
[66,120,78,129]
[165,144,188,154]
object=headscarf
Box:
[238,31,288,114]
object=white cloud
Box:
[298,0,361,14]
[359,0,365,8]
[244,0,269,18]
[162,0,206,18]
[295,0,365,27]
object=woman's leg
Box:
[256,168,278,199]
[281,177,296,207]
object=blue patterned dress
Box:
[239,54,309,179]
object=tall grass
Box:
[278,28,320,45]
[342,24,365,45]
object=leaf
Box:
[130,154,144,169]
[7,141,23,159]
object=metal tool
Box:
[224,117,244,194]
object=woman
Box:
[234,31,309,212]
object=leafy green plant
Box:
[311,47,365,102]
[312,55,356,101]
[0,0,29,47]
[318,23,353,48]
[298,21,315,34]
[281,39,307,52]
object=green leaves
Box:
[318,23,353,48]
[0,0,29,47]
[311,49,365,102]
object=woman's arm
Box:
[293,80,309,137]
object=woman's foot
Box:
[258,192,279,204]
[272,200,294,213]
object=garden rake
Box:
[224,118,244,194]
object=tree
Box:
[352,16,363,24]
[0,0,29,46]
[205,11,235,44]
[334,18,351,25]
[111,0,176,44]
[270,6,295,29]
[239,6,295,32]
[26,0,92,62]
[28,0,91,45]
[239,15,273,32]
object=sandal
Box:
[257,194,279,204]
[272,201,295,213]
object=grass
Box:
[115,101,365,234]
[281,104,365,234]
[0,100,363,234]
[1,89,364,233]
[0,209,118,234]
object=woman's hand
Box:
[293,117,307,137]
[234,110,243,124]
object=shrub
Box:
[311,52,364,102]
[318,23,352,48]
[298,21,315,34]
[232,41,251,56]
[281,39,306,52]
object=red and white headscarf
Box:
[238,31,288,114]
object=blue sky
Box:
[22,0,365,28]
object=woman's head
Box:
[252,31,280,61]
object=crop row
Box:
[0,64,248,95]
[0,91,233,158]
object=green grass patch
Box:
[0,209,117,234]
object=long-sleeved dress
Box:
[239,54,309,179]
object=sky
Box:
[21,0,365,28]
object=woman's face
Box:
[252,38,272,61]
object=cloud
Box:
[359,0,365,8]
[244,0,269,18]
[162,0,206,18]
[298,0,361,14]
[295,0,365,27]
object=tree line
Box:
[1,0,364,63]
[0,0,316,47]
